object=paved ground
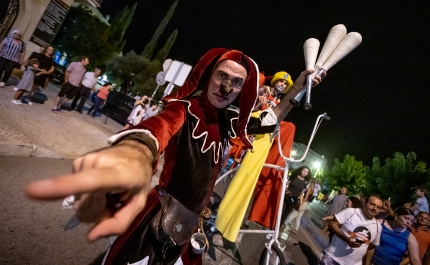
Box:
[0,77,330,264]
[0,77,123,159]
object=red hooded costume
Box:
[104,48,271,265]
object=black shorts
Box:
[58,82,78,99]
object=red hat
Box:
[163,48,259,149]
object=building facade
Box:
[0,0,103,59]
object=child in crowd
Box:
[11,58,41,105]
[87,82,112,117]
[405,187,429,216]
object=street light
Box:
[313,155,324,178]
[291,150,297,157]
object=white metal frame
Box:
[215,112,330,264]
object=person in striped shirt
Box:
[0,30,26,87]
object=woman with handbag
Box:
[280,166,312,226]
[282,178,316,234]
[0,30,26,88]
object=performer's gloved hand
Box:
[291,69,327,92]
[25,140,153,242]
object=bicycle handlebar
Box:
[278,112,330,163]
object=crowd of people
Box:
[122,95,162,130]
[0,29,161,125]
[308,185,429,265]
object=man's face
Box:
[417,212,430,226]
[206,60,247,109]
[363,196,383,218]
[274,79,288,93]
[341,187,347,194]
[82,58,89,66]
[13,33,21,40]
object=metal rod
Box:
[151,84,160,98]
[163,62,184,97]
[215,167,239,185]
[238,229,275,234]
[304,74,313,110]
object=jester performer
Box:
[26,48,323,265]
[216,71,311,241]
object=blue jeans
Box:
[87,97,105,116]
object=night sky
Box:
[99,0,430,167]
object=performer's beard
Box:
[219,80,233,96]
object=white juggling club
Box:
[294,25,362,110]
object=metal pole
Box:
[163,62,184,97]
[151,84,160,98]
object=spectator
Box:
[143,101,159,120]
[280,166,311,225]
[70,68,102,113]
[24,45,55,105]
[376,199,394,219]
[313,180,322,201]
[123,95,149,130]
[52,56,89,113]
[366,207,421,265]
[87,82,112,117]
[319,195,383,265]
[401,211,430,264]
[408,187,429,216]
[11,58,41,105]
[323,196,363,243]
[322,187,348,233]
[282,179,316,234]
[0,30,26,88]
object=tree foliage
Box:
[105,51,165,98]
[365,152,429,207]
[141,0,179,59]
[107,3,137,52]
[52,4,136,69]
[107,1,179,98]
[154,29,178,63]
[325,155,367,195]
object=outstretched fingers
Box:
[86,191,148,242]
[25,167,130,200]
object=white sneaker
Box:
[0,82,5,87]
[62,195,75,209]
[13,87,19,91]
[11,99,22,105]
[27,99,32,105]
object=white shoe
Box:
[13,87,19,91]
[62,195,75,209]
[27,99,32,105]
[0,82,5,87]
[11,99,22,105]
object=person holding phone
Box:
[320,195,383,265]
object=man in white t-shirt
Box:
[70,68,101,113]
[319,195,383,265]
